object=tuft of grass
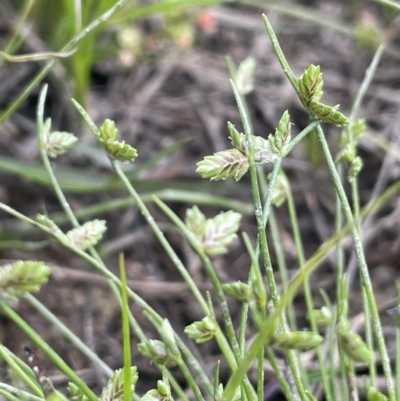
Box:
[1,3,400,401]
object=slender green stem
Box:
[72,99,216,394]
[37,85,146,385]
[166,373,190,401]
[0,384,43,401]
[119,254,132,401]
[262,14,299,93]
[334,165,345,401]
[349,43,385,125]
[231,77,308,400]
[144,314,205,401]
[0,301,98,401]
[198,253,242,362]
[268,210,296,329]
[205,255,239,348]
[286,176,334,399]
[38,86,79,227]
[0,345,42,397]
[316,125,395,401]
[396,283,400,401]
[112,162,209,312]
[0,0,129,123]
[230,80,278,304]
[347,42,385,390]
[0,0,36,65]
[175,358,206,401]
[242,233,265,326]
[25,294,113,376]
[0,198,212,397]
[261,159,282,231]
[223,174,400,400]
[266,348,296,401]
[282,120,321,157]
[257,349,264,401]
[260,119,321,238]
[111,164,216,395]
[152,196,255,399]
[350,154,376,386]
[239,304,249,359]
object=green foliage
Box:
[1,5,397,401]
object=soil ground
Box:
[1,2,400,400]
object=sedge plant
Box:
[0,12,400,401]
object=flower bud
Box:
[184,316,216,343]
[222,281,252,303]
[137,340,178,367]
[337,320,374,364]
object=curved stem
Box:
[316,125,395,401]
[231,76,308,400]
[0,302,98,401]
